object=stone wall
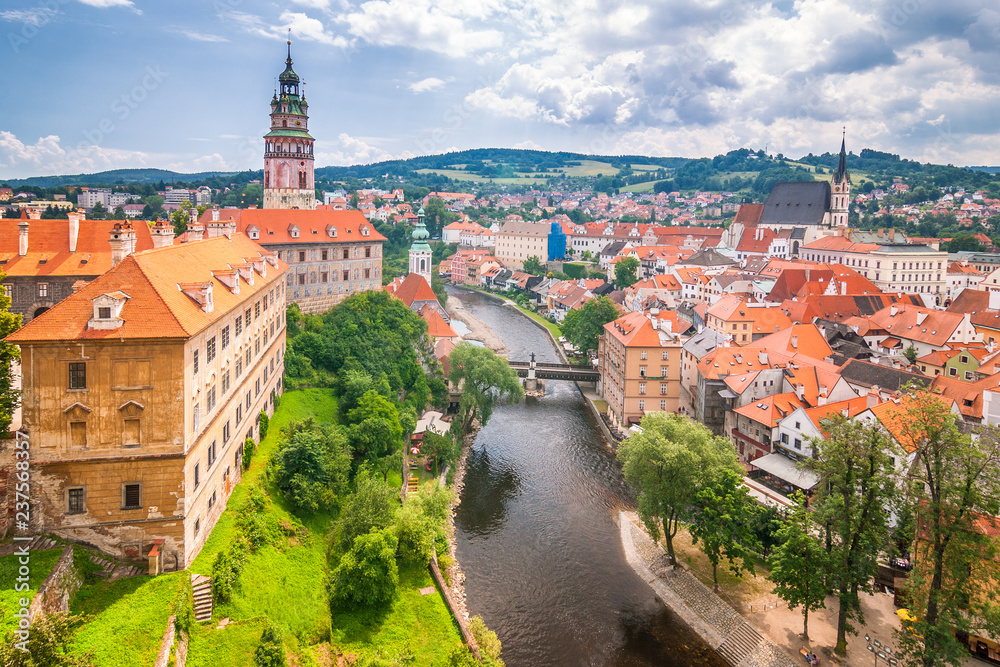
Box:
[28,546,81,621]
[430,550,481,661]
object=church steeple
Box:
[834,129,850,186]
[409,206,432,286]
[830,130,851,228]
[263,40,316,210]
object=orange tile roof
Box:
[929,373,1000,420]
[419,304,458,339]
[7,234,285,342]
[754,324,833,360]
[870,303,968,348]
[0,218,155,277]
[383,272,439,307]
[802,396,873,433]
[198,208,385,244]
[733,392,804,428]
[867,394,959,452]
[604,311,662,347]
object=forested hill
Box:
[5,147,998,196]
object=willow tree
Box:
[891,390,1000,667]
[617,413,741,566]
[448,342,524,431]
[807,416,898,656]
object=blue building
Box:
[547,221,566,261]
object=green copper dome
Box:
[410,210,431,252]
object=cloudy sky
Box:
[1,0,998,179]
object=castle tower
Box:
[830,131,851,228]
[409,206,432,286]
[263,41,316,210]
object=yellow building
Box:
[598,310,683,428]
[494,221,549,270]
[7,234,288,569]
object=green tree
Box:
[253,621,286,667]
[421,430,456,477]
[470,616,504,666]
[0,266,21,434]
[617,413,741,566]
[689,468,760,591]
[903,344,919,365]
[767,493,828,640]
[614,256,640,288]
[90,201,106,219]
[807,416,899,655]
[331,528,399,607]
[523,256,546,276]
[0,612,95,666]
[346,390,403,463]
[448,342,524,431]
[891,390,1000,667]
[334,474,398,552]
[942,233,984,253]
[561,296,619,354]
[270,419,352,514]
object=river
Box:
[450,287,725,667]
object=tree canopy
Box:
[448,342,524,430]
[561,296,619,354]
[767,493,827,640]
[614,256,640,289]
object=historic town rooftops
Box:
[418,304,458,340]
[197,208,385,244]
[497,220,550,237]
[0,217,155,276]
[8,234,285,342]
[759,181,831,226]
[734,392,804,428]
[384,272,438,308]
[930,372,1000,421]
[604,311,664,347]
[685,248,736,267]
[754,323,834,360]
[733,203,764,226]
[839,359,927,392]
[682,327,724,360]
[869,303,968,347]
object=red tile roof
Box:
[0,218,155,277]
[198,208,385,244]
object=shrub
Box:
[331,528,399,607]
[243,438,255,470]
[259,410,270,439]
[470,616,504,666]
[393,502,434,563]
[211,539,249,604]
[270,421,351,515]
[333,475,397,552]
[253,621,286,667]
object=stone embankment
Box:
[619,512,798,667]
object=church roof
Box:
[759,181,831,226]
[387,272,438,308]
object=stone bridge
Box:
[508,356,600,383]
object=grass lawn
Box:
[330,563,463,665]
[591,399,609,414]
[71,572,188,666]
[512,304,562,339]
[186,617,266,667]
[190,388,338,574]
[621,180,659,193]
[0,547,62,638]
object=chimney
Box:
[212,205,220,222]
[67,209,83,253]
[916,311,928,326]
[890,305,898,317]
[27,208,41,220]
[867,391,880,409]
[791,335,798,349]
[109,221,137,266]
[758,351,768,364]
[186,221,204,242]
[150,219,175,249]
[18,220,28,257]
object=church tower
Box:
[409,206,433,286]
[263,41,316,210]
[830,132,851,228]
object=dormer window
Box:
[288,224,299,239]
[326,225,337,238]
[361,226,370,237]
[89,291,129,330]
[247,225,260,241]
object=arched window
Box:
[420,259,426,271]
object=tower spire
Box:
[834,128,849,185]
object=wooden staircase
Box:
[192,574,213,623]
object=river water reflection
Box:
[450,287,726,666]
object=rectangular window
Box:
[195,517,201,534]
[660,400,666,411]
[794,438,802,450]
[236,357,243,379]
[343,270,350,281]
[221,325,230,350]
[365,246,372,258]
[298,250,306,262]
[640,350,647,360]
[208,440,216,466]
[639,383,646,395]
[364,268,371,279]
[194,463,200,488]
[781,433,788,444]
[298,274,305,285]
[246,348,251,368]
[207,385,216,412]
[235,315,242,337]
[206,336,216,362]
[98,306,111,319]
[68,487,85,514]
[69,362,87,389]
[638,400,645,411]
[222,370,230,394]
[661,366,668,376]
[71,421,87,448]
[245,308,251,327]
[255,337,260,357]
[236,404,243,424]
[660,383,667,395]
[965,371,974,380]
[255,302,260,320]
[246,391,251,411]
[193,403,200,431]
[661,351,668,360]
[38,283,48,297]
[343,249,349,260]
[122,483,142,510]
[255,378,261,397]
[321,250,328,260]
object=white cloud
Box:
[315,133,412,166]
[167,153,231,173]
[512,139,545,150]
[0,8,57,26]
[224,10,351,48]
[408,77,447,93]
[166,27,229,43]
[76,0,141,13]
[342,0,503,57]
[0,131,156,178]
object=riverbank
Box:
[619,511,798,667]
[446,295,509,354]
